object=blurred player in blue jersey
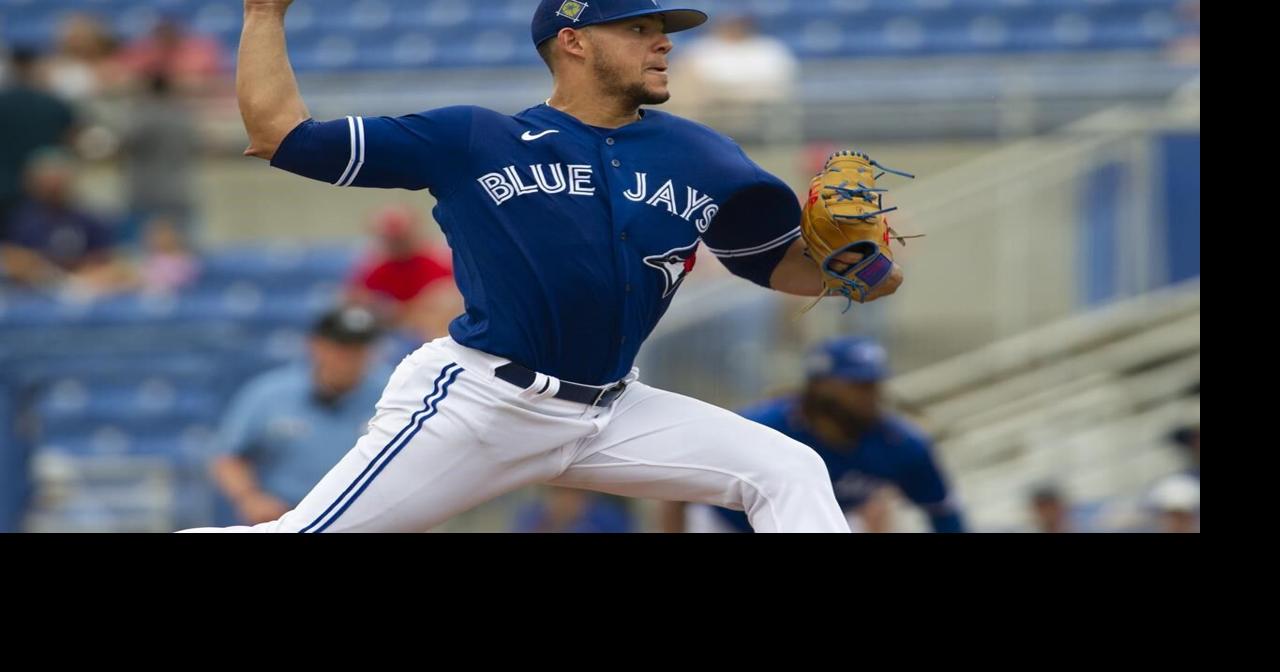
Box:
[665,337,966,533]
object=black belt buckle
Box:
[593,381,627,407]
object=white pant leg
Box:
[181,338,606,533]
[547,382,850,533]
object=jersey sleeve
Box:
[701,149,802,288]
[269,106,476,193]
[896,437,967,533]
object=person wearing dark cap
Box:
[664,337,967,533]
[1028,483,1073,534]
[1,47,78,240]
[208,306,391,525]
[1172,424,1199,481]
[1142,423,1200,533]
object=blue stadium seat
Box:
[199,245,358,279]
[2,243,395,532]
[39,421,217,460]
[34,377,223,430]
[2,0,1188,69]
[188,1,241,42]
[0,293,66,329]
[0,380,28,532]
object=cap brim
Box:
[598,8,709,35]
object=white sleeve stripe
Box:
[344,116,367,187]
[705,227,802,258]
[334,116,358,186]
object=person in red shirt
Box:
[346,204,463,341]
[113,17,228,94]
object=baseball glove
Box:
[800,150,920,312]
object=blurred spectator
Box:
[1148,474,1199,533]
[114,17,228,94]
[674,15,799,141]
[1168,0,1200,65]
[119,73,200,242]
[512,488,636,533]
[209,305,390,525]
[135,216,200,295]
[1139,424,1200,534]
[1172,423,1200,480]
[1,48,78,238]
[1029,483,1074,534]
[666,337,966,533]
[0,149,132,296]
[42,13,124,102]
[679,15,799,104]
[346,204,463,341]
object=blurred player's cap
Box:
[532,0,709,47]
[1029,482,1066,504]
[312,305,383,345]
[805,337,890,383]
[1170,423,1199,449]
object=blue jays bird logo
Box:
[557,1,588,22]
[644,241,700,298]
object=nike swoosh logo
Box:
[521,130,560,141]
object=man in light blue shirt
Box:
[210,305,391,525]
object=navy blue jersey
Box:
[713,396,966,533]
[271,103,801,385]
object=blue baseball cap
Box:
[804,337,891,383]
[532,0,709,48]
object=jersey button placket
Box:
[601,138,630,367]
